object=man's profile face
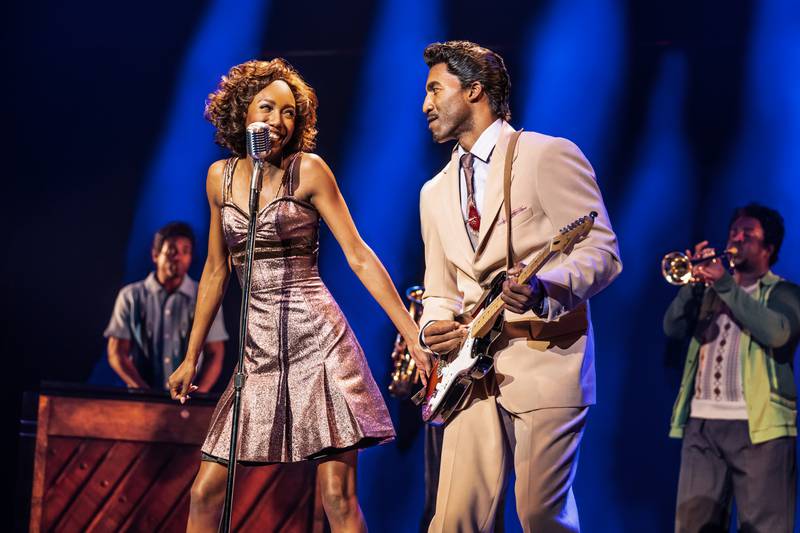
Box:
[152,236,193,283]
[423,63,472,143]
[727,216,772,270]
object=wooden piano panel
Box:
[30,391,324,532]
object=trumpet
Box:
[661,246,738,285]
[388,285,424,399]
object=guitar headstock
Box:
[549,211,597,253]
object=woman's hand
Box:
[168,359,199,404]
[406,338,432,386]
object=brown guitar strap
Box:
[455,128,524,324]
[504,129,524,270]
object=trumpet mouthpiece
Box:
[727,246,739,255]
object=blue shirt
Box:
[104,272,228,389]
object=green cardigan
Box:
[664,271,800,444]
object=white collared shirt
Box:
[457,119,503,249]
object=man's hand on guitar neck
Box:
[501,262,546,316]
[421,320,468,355]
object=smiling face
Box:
[245,79,297,159]
[422,63,473,143]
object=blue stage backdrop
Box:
[6,0,800,531]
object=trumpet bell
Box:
[662,251,693,285]
[661,247,738,285]
[405,285,424,305]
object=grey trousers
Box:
[675,417,796,533]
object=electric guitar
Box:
[420,212,597,425]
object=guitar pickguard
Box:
[421,276,506,425]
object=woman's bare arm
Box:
[303,154,430,376]
[169,160,232,400]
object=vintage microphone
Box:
[219,121,270,533]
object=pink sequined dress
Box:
[201,154,395,463]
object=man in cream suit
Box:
[418,41,622,532]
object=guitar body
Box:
[419,211,597,426]
[421,273,506,425]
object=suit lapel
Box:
[476,122,518,253]
[441,147,474,263]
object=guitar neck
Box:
[470,247,556,338]
[515,249,555,286]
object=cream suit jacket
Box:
[419,122,622,413]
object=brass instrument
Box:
[388,285,424,399]
[661,246,738,285]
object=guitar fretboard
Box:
[470,247,556,338]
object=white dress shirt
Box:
[457,119,503,250]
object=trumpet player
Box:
[663,203,800,532]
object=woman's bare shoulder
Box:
[206,158,230,204]
[297,152,334,185]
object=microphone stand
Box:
[219,157,263,533]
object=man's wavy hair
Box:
[205,59,318,157]
[423,40,511,121]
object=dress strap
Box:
[283,152,303,197]
[222,157,239,204]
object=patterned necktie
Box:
[461,152,480,233]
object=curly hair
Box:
[423,40,511,121]
[205,59,318,156]
[729,203,785,266]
